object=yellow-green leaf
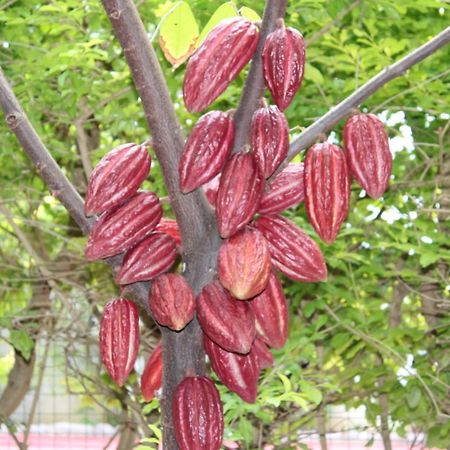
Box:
[239,6,261,22]
[159,2,199,68]
[304,62,324,84]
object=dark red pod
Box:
[154,218,182,247]
[149,274,196,331]
[197,281,255,354]
[255,215,327,282]
[304,142,351,244]
[251,105,289,177]
[85,143,151,216]
[173,376,224,450]
[262,20,305,111]
[183,18,259,112]
[252,338,274,370]
[179,111,234,193]
[141,343,162,402]
[99,298,139,387]
[258,163,305,215]
[216,151,264,238]
[116,233,177,284]
[343,113,392,199]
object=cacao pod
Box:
[262,20,305,111]
[251,272,288,349]
[99,298,139,387]
[173,376,224,450]
[254,215,327,282]
[149,274,195,331]
[179,111,234,193]
[154,217,182,247]
[304,142,351,244]
[116,233,177,284]
[343,113,392,199]
[251,105,289,177]
[84,143,151,216]
[197,281,255,354]
[141,343,162,402]
[258,162,305,215]
[218,227,271,300]
[252,338,274,370]
[203,334,259,403]
[183,18,259,112]
[85,192,162,261]
[216,150,264,238]
[203,173,221,207]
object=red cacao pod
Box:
[203,334,259,403]
[304,142,351,244]
[251,272,288,349]
[116,233,177,284]
[254,215,327,282]
[99,298,139,387]
[258,162,305,215]
[262,20,305,111]
[183,18,259,112]
[197,281,255,354]
[85,192,162,261]
[141,343,162,402]
[216,150,264,238]
[203,173,221,207]
[84,143,151,216]
[343,113,392,199]
[154,218,182,247]
[218,227,271,300]
[149,274,195,331]
[179,111,234,193]
[251,105,289,177]
[173,376,224,450]
[253,338,274,370]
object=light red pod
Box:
[99,298,139,387]
[218,227,271,300]
[173,376,224,450]
[85,192,162,261]
[251,105,289,177]
[203,334,259,403]
[254,215,327,282]
[250,272,288,349]
[202,173,221,207]
[84,143,151,216]
[258,162,305,215]
[262,20,305,111]
[149,274,195,331]
[154,218,182,247]
[215,151,264,238]
[197,281,255,354]
[179,111,234,193]
[141,343,162,402]
[343,113,392,199]
[183,18,259,112]
[116,233,177,284]
[304,142,351,244]
[252,338,274,370]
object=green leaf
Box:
[9,330,34,360]
[278,373,292,392]
[197,2,238,45]
[239,6,261,22]
[304,63,324,84]
[419,252,440,268]
[406,386,421,410]
[299,380,322,404]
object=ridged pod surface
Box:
[116,233,177,284]
[254,215,327,282]
[99,299,139,387]
[262,21,305,111]
[216,151,264,238]
[183,18,259,112]
[343,113,392,199]
[251,105,289,177]
[218,227,271,300]
[304,142,351,244]
[258,163,305,215]
[173,376,224,450]
[203,335,259,403]
[197,281,255,354]
[141,343,162,402]
[85,192,162,261]
[84,143,151,216]
[179,111,234,193]
[149,274,195,331]
[253,338,274,370]
[203,173,221,207]
[154,218,182,247]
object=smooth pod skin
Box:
[172,376,224,450]
[304,142,351,244]
[343,113,392,199]
[183,18,259,113]
[141,343,162,402]
[154,218,182,247]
